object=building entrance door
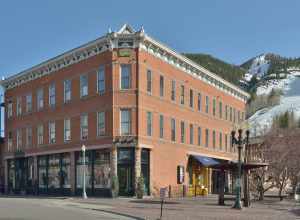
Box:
[118,165,133,196]
[15,158,26,193]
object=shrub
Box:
[136,176,145,199]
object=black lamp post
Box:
[231,129,250,209]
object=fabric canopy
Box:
[191,155,220,166]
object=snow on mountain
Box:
[244,54,270,82]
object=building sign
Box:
[177,165,185,184]
[118,49,132,57]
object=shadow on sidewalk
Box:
[129,200,180,205]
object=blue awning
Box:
[191,155,219,166]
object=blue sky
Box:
[1,0,300,77]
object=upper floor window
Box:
[212,130,216,148]
[219,132,223,150]
[197,127,202,146]
[7,102,13,118]
[205,96,209,113]
[146,69,152,94]
[238,110,241,123]
[180,121,185,143]
[49,83,56,107]
[205,129,209,147]
[233,108,236,123]
[37,124,44,145]
[212,98,216,116]
[120,64,131,89]
[17,129,22,150]
[80,75,88,98]
[80,114,88,140]
[230,107,233,122]
[197,93,202,111]
[97,65,105,94]
[159,115,164,139]
[8,131,12,152]
[171,80,176,101]
[64,118,71,142]
[189,89,194,108]
[219,101,223,119]
[189,124,194,145]
[180,85,185,105]
[37,88,44,110]
[64,79,71,103]
[225,134,228,151]
[225,105,228,120]
[49,121,56,144]
[160,75,164,97]
[147,112,152,136]
[26,94,32,113]
[97,111,105,136]
[171,118,176,142]
[16,97,22,116]
[120,109,131,135]
[26,127,32,148]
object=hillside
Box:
[183,53,246,86]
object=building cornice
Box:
[0,24,249,102]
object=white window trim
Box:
[97,65,105,94]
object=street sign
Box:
[160,187,168,200]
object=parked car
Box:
[295,184,300,202]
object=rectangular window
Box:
[64,118,71,142]
[146,69,152,94]
[37,124,44,145]
[80,114,88,140]
[230,107,233,122]
[180,85,185,105]
[171,118,176,141]
[7,102,13,118]
[197,93,202,111]
[37,88,44,110]
[97,65,105,94]
[121,109,131,135]
[219,101,223,119]
[219,132,223,150]
[64,79,71,103]
[26,94,32,112]
[17,129,22,150]
[212,130,216,148]
[159,115,164,139]
[238,110,241,123]
[49,121,56,144]
[189,89,194,108]
[225,105,228,120]
[205,129,209,147]
[16,97,22,116]
[180,121,185,143]
[197,127,202,146]
[120,64,131,89]
[225,134,228,151]
[205,96,209,113]
[80,75,88,98]
[8,131,13,151]
[213,98,216,116]
[171,80,176,101]
[147,112,152,136]
[49,83,55,107]
[97,112,105,136]
[189,124,194,145]
[160,75,164,97]
[233,108,236,123]
[26,127,32,148]
[242,112,245,121]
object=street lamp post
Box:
[231,129,249,209]
[82,144,88,199]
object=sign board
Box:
[118,49,132,57]
[160,187,168,200]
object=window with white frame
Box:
[171,118,176,142]
[180,85,185,105]
[37,124,44,145]
[120,109,131,135]
[205,129,209,147]
[189,89,193,108]
[146,69,152,94]
[225,105,228,120]
[17,129,22,150]
[205,96,209,113]
[197,127,202,146]
[171,80,176,101]
[120,64,131,89]
[212,130,216,148]
[180,121,185,143]
[26,127,32,147]
[159,115,164,139]
[197,93,202,111]
[80,75,88,98]
[37,88,44,110]
[80,114,88,140]
[49,121,56,144]
[97,112,105,136]
[219,101,223,119]
[97,65,105,94]
[189,124,194,145]
[213,98,216,116]
[49,83,56,107]
[64,118,71,142]
[160,75,164,97]
[225,134,228,151]
[219,132,223,150]
[64,79,71,103]
[26,94,32,112]
[8,131,13,151]
[146,112,152,136]
[7,102,13,118]
[16,97,22,116]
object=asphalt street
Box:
[0,198,136,220]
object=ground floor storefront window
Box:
[141,149,150,196]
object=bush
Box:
[111,175,119,198]
[136,176,145,199]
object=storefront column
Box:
[110,146,117,178]
[33,156,38,194]
[4,159,8,194]
[70,152,76,195]
[134,147,141,192]
[208,168,212,194]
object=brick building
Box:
[0,24,249,197]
